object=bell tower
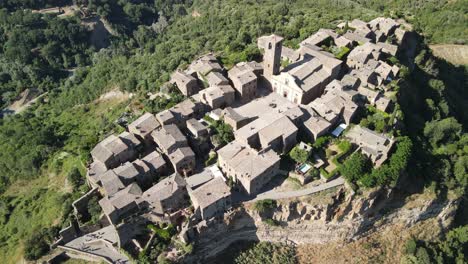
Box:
[263,34,283,79]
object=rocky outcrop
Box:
[183,187,460,263]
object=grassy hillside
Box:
[0,97,129,262]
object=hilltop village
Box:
[52,17,410,263]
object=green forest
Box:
[0,0,466,262]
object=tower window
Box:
[268,42,272,49]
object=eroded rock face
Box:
[184,187,459,263]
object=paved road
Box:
[251,177,345,201]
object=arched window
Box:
[268,42,272,49]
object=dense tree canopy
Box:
[0,9,92,107]
[402,226,468,264]
[235,242,297,264]
[340,152,372,184]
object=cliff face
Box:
[185,187,459,263]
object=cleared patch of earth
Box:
[430,44,468,65]
[296,213,442,264]
[32,5,79,18]
[96,89,131,102]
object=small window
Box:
[268,42,272,49]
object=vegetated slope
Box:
[354,0,467,44]
[430,44,468,65]
[297,212,444,264]
[0,0,466,262]
[0,97,129,262]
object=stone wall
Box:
[57,245,112,263]
[72,187,100,219]
[57,219,81,245]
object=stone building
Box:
[199,85,235,109]
[168,146,196,176]
[346,125,395,167]
[301,109,332,142]
[187,53,223,78]
[221,107,250,130]
[99,170,125,197]
[141,174,187,215]
[170,70,199,96]
[141,151,167,176]
[206,71,229,86]
[217,141,280,195]
[258,116,298,154]
[260,34,283,79]
[91,133,140,170]
[99,183,142,225]
[128,113,160,143]
[188,177,231,220]
[169,99,204,128]
[265,39,342,105]
[186,118,209,140]
[308,80,359,125]
[113,161,142,186]
[228,63,258,103]
[151,124,188,154]
[156,110,176,126]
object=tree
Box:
[340,152,372,184]
[24,234,49,260]
[23,226,59,260]
[289,146,309,163]
[424,118,462,149]
[454,156,468,188]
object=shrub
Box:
[24,227,59,260]
[405,238,417,255]
[264,218,279,226]
[313,136,330,150]
[337,140,352,153]
[87,196,102,224]
[234,242,297,264]
[253,199,276,213]
[205,152,218,166]
[308,168,320,178]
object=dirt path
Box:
[32,5,79,18]
[430,44,468,65]
[1,91,47,116]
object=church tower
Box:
[263,34,283,79]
